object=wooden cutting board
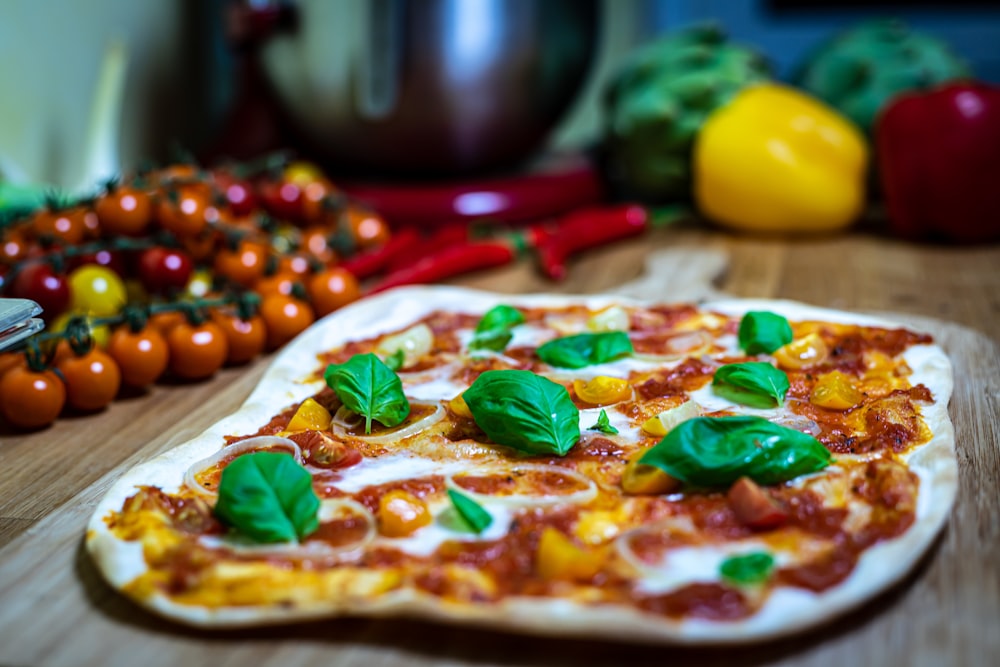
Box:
[1,249,997,667]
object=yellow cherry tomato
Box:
[811,370,864,410]
[377,490,431,537]
[67,265,126,317]
[535,527,603,580]
[572,376,631,406]
[286,397,332,432]
[621,452,680,495]
[773,333,829,369]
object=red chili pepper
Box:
[367,241,516,294]
[385,224,472,272]
[534,204,648,280]
[338,227,420,279]
[877,82,1000,244]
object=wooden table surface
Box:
[2,225,998,666]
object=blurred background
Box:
[1,0,997,190]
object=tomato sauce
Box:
[307,516,370,548]
[633,358,715,399]
[353,476,445,512]
[636,583,751,621]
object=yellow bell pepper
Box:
[694,83,868,234]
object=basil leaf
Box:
[214,452,319,543]
[383,349,405,372]
[476,304,525,333]
[468,328,513,352]
[536,332,633,369]
[324,353,410,434]
[469,305,524,352]
[463,369,580,456]
[590,409,619,435]
[639,415,832,487]
[713,362,789,408]
[738,311,793,355]
[720,552,774,585]
[447,489,493,533]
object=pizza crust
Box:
[86,286,957,643]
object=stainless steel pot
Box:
[256,0,598,175]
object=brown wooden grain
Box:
[1,229,998,666]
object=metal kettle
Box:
[255,0,598,175]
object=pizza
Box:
[86,286,957,643]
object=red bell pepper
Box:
[877,82,1000,244]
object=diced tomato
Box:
[726,477,788,530]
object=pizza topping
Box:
[810,371,864,410]
[712,362,790,408]
[572,375,632,406]
[536,332,634,369]
[773,332,830,369]
[726,477,788,530]
[535,527,604,581]
[463,369,580,456]
[587,305,630,332]
[446,464,598,507]
[184,435,302,498]
[446,489,493,534]
[719,552,775,585]
[640,399,700,437]
[285,398,333,433]
[374,323,434,370]
[639,416,832,487]
[468,304,524,353]
[213,451,320,544]
[332,401,444,445]
[622,453,681,495]
[324,353,410,434]
[738,311,794,355]
[376,490,432,537]
[631,330,714,358]
[290,431,362,470]
[589,409,619,435]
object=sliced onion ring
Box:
[633,331,714,363]
[614,516,698,575]
[445,463,598,508]
[331,401,445,445]
[183,436,302,498]
[200,498,375,561]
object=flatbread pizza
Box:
[86,286,956,643]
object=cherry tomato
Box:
[260,294,314,350]
[212,171,257,216]
[1,229,30,263]
[307,267,360,317]
[149,310,186,338]
[166,320,228,380]
[31,206,87,245]
[283,161,326,185]
[300,226,336,263]
[56,348,121,411]
[107,325,169,387]
[8,261,70,322]
[67,248,127,278]
[153,163,200,186]
[137,246,194,295]
[48,312,111,351]
[301,181,338,222]
[0,366,65,429]
[0,353,25,380]
[155,185,211,237]
[212,311,267,365]
[278,253,313,278]
[258,180,306,222]
[180,229,221,263]
[82,209,101,239]
[67,265,127,317]
[254,270,298,299]
[345,207,391,248]
[94,186,152,236]
[213,239,269,288]
[184,268,215,298]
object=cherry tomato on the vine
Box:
[344,207,391,249]
[9,262,70,322]
[0,353,25,380]
[254,270,298,299]
[1,229,30,263]
[212,171,257,217]
[260,294,314,350]
[94,186,152,236]
[278,253,313,278]
[107,325,169,387]
[211,311,267,365]
[300,226,336,264]
[213,239,269,288]
[0,366,66,429]
[166,320,229,380]
[67,248,128,278]
[136,246,194,295]
[31,206,88,245]
[155,185,211,238]
[68,265,127,317]
[56,348,121,411]
[307,267,360,317]
[283,161,326,185]
[149,310,185,338]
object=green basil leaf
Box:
[590,409,619,435]
[324,353,410,434]
[720,552,774,585]
[446,489,493,533]
[476,304,525,333]
[213,451,319,543]
[463,369,580,456]
[713,362,789,408]
[738,311,793,355]
[468,328,514,352]
[536,332,633,369]
[639,415,832,487]
[383,349,405,372]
